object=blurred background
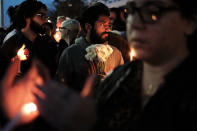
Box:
[0,0,129,27]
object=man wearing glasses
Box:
[57,19,81,61]
[1,0,58,77]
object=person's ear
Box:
[85,23,92,32]
[21,18,31,33]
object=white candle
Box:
[54,31,61,42]
[130,49,136,61]
[2,103,37,131]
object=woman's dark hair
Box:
[7,6,18,23]
[172,0,197,52]
[14,0,47,30]
[80,2,110,33]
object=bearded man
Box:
[56,2,124,92]
[1,0,58,77]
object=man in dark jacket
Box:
[56,2,124,92]
[1,0,58,77]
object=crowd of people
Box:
[0,0,197,130]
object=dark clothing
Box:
[56,36,124,92]
[95,61,142,131]
[0,28,6,46]
[96,54,197,131]
[0,49,9,80]
[57,39,68,62]
[1,31,58,76]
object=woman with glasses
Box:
[95,0,197,130]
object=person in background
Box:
[1,0,58,77]
[0,28,6,46]
[56,2,124,92]
[57,19,81,61]
[54,16,67,42]
[60,19,81,46]
[42,22,56,38]
[1,5,18,45]
[109,8,118,26]
[56,16,67,30]
[109,7,127,39]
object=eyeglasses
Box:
[127,1,180,24]
[96,21,112,30]
[36,13,49,20]
[59,27,68,31]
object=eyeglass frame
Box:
[126,1,181,24]
[36,13,49,20]
[59,27,69,32]
[95,20,113,30]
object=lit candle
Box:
[130,49,136,61]
[54,31,61,42]
[2,102,37,131]
[17,44,27,61]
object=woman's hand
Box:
[34,76,97,131]
[0,59,49,124]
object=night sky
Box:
[3,0,54,27]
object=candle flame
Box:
[54,31,61,42]
[152,15,157,21]
[130,49,136,61]
[22,103,37,115]
[17,44,27,61]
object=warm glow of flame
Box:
[54,31,61,42]
[17,44,27,61]
[152,15,157,21]
[22,103,37,115]
[130,49,136,61]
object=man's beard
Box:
[30,19,45,34]
[89,28,109,44]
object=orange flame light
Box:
[130,49,136,61]
[22,103,37,115]
[17,44,27,61]
[54,31,61,42]
[2,102,38,131]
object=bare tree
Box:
[53,0,85,19]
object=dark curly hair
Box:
[80,2,110,33]
[14,0,47,30]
